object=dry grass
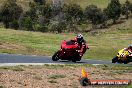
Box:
[64,0,132,9]
[0,64,132,88]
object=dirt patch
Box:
[0,65,131,88]
[0,42,26,51]
[0,42,45,55]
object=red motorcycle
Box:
[52,40,89,62]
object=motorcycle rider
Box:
[124,44,132,56]
[112,44,132,64]
[71,34,89,56]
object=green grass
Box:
[0,66,25,71]
[48,80,58,83]
[0,19,132,60]
[127,84,132,88]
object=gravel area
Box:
[0,65,132,88]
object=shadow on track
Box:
[56,60,87,64]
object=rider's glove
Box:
[79,53,83,57]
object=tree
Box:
[62,3,83,23]
[129,3,132,13]
[122,0,131,19]
[62,3,83,32]
[105,0,121,23]
[49,20,66,33]
[36,3,52,32]
[18,12,34,31]
[84,5,107,28]
[34,0,45,5]
[36,16,49,32]
[0,11,1,22]
[51,0,63,17]
[0,0,23,28]
[38,3,52,19]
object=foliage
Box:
[0,66,24,71]
[28,2,38,22]
[84,5,107,28]
[62,3,83,23]
[104,0,121,23]
[19,1,52,31]
[62,3,83,32]
[0,0,132,32]
[0,0,23,28]
[18,12,34,31]
[122,0,131,19]
[38,3,52,19]
[9,20,19,30]
[49,20,66,33]
[129,3,132,12]
[34,0,46,5]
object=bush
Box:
[0,0,23,28]
[34,0,46,5]
[105,0,121,23]
[84,5,107,28]
[129,3,132,13]
[62,3,83,23]
[18,13,33,31]
[49,20,66,33]
[9,20,19,30]
[36,25,48,32]
[122,0,131,19]
[38,3,52,19]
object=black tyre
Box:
[124,61,129,64]
[77,56,81,61]
[112,56,118,63]
[52,52,59,61]
[72,59,77,62]
[124,56,131,64]
[123,59,129,64]
[72,57,81,62]
[80,77,90,86]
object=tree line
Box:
[0,0,132,33]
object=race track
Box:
[0,53,119,66]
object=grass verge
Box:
[0,26,132,60]
[0,66,24,71]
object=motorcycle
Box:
[112,49,132,64]
[52,40,89,62]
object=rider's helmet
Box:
[76,34,84,43]
[128,44,132,50]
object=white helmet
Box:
[128,44,132,50]
[76,34,83,43]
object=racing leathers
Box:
[71,38,88,57]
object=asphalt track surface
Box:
[0,53,131,66]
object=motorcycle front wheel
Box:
[112,56,118,63]
[52,52,59,61]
